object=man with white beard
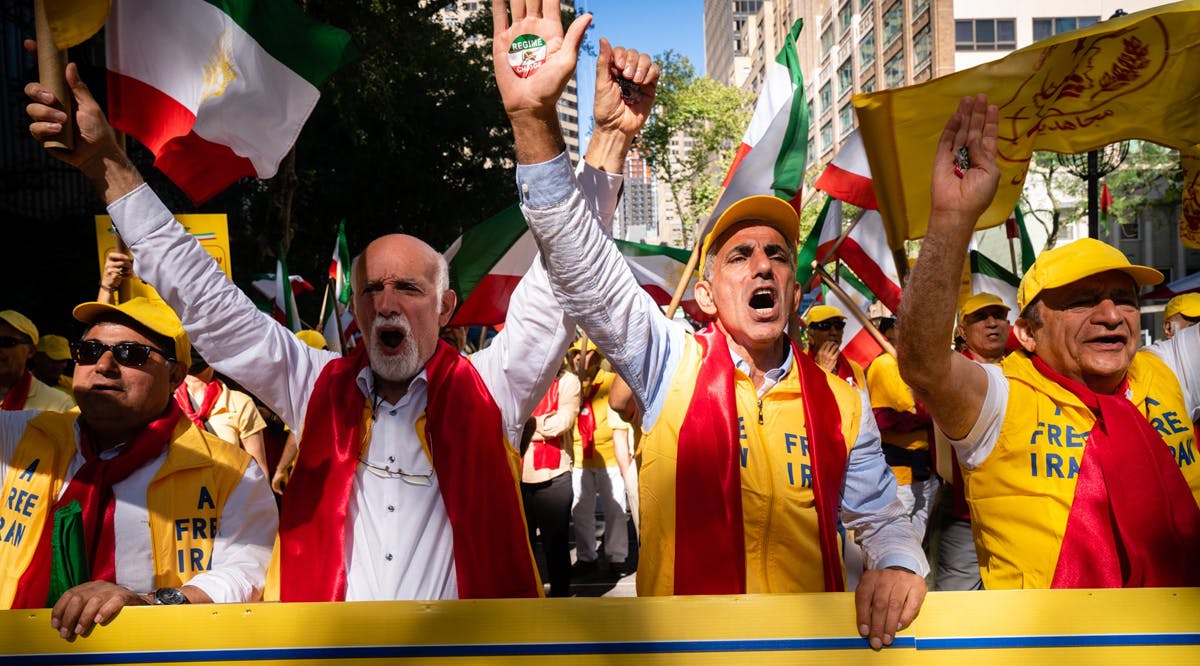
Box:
[24,43,640,601]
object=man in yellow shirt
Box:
[31,335,76,401]
[0,311,74,412]
[805,305,867,390]
[898,94,1199,589]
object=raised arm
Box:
[26,56,335,432]
[897,95,1000,439]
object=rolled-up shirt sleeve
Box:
[841,392,930,576]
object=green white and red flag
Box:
[444,205,704,326]
[105,0,357,203]
[251,249,311,332]
[329,219,352,307]
[704,19,807,239]
[821,266,883,369]
[969,250,1020,322]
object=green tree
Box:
[640,51,752,247]
[1021,152,1082,248]
[1105,141,1183,230]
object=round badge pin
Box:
[508,34,548,78]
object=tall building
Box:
[615,146,658,243]
[436,1,581,163]
[706,1,764,86]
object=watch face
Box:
[154,587,188,605]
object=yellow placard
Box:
[94,215,231,302]
[3,589,1198,664]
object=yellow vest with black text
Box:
[866,352,930,486]
[573,370,617,469]
[965,351,1200,590]
[0,412,252,607]
[637,336,862,595]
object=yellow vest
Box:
[637,336,861,595]
[966,351,1200,589]
[866,353,929,485]
[573,370,617,469]
[0,412,251,607]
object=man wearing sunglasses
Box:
[494,0,925,648]
[25,18,640,602]
[0,297,277,637]
[803,305,866,389]
[0,311,74,413]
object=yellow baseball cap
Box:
[568,337,598,355]
[73,297,191,367]
[1164,293,1200,320]
[36,334,71,361]
[1017,238,1162,311]
[805,304,845,325]
[0,310,38,346]
[960,292,1010,318]
[295,329,328,350]
[699,195,800,277]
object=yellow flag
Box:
[44,0,110,50]
[853,0,1200,249]
[1183,149,1200,249]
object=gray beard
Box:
[365,314,423,383]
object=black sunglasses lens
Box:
[113,343,152,366]
[72,340,104,365]
[833,321,846,330]
[0,336,25,348]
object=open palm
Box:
[491,0,591,117]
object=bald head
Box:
[351,234,448,304]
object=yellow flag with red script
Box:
[853,0,1200,250]
[1182,149,1200,249]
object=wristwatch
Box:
[153,587,190,605]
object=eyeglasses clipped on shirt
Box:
[70,339,175,368]
[0,335,32,349]
[808,320,846,331]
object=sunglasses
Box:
[0,335,31,348]
[71,339,174,367]
[809,320,846,331]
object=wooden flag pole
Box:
[813,262,896,357]
[814,207,865,267]
[1007,236,1019,275]
[34,0,73,151]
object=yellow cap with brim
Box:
[295,329,328,350]
[1017,238,1162,311]
[1164,292,1200,321]
[0,310,39,346]
[805,304,845,325]
[699,195,800,277]
[568,337,598,355]
[960,292,1010,318]
[36,334,71,361]
[72,297,191,367]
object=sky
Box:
[573,1,707,154]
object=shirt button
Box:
[389,410,397,416]
[385,554,394,561]
[388,456,395,463]
[387,505,395,512]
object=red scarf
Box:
[674,326,847,594]
[1,371,33,411]
[576,382,600,459]
[530,377,563,470]
[279,342,540,601]
[1031,356,1200,588]
[11,403,183,608]
[833,354,856,385]
[174,379,222,429]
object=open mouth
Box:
[378,328,407,351]
[1085,333,1127,349]
[748,287,777,315]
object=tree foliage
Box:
[639,51,752,246]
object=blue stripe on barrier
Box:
[11,633,1200,664]
[918,633,1200,650]
[6,636,894,664]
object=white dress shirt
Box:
[107,166,622,600]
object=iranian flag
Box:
[823,267,884,369]
[796,196,902,313]
[704,19,807,238]
[251,250,312,332]
[969,250,1020,324]
[329,219,352,306]
[105,0,357,203]
[445,205,703,326]
[813,129,876,210]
